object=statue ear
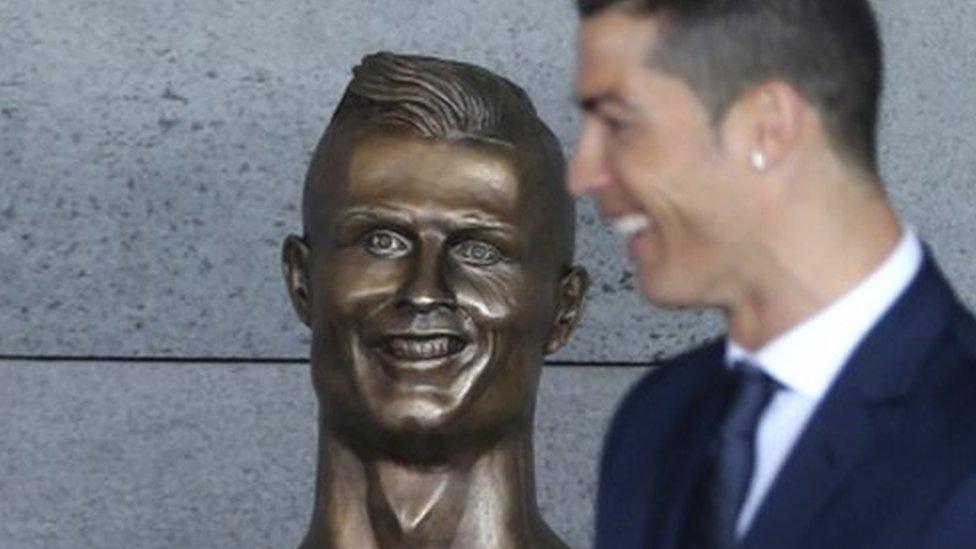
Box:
[282,234,313,327]
[545,266,589,355]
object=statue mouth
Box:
[380,334,468,363]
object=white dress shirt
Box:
[725,227,923,539]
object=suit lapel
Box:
[738,388,874,549]
[740,251,955,549]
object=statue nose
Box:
[396,244,456,312]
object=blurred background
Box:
[2,0,975,546]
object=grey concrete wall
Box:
[2,0,976,548]
[0,362,643,549]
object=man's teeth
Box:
[387,336,464,360]
[612,214,651,239]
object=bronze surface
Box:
[283,52,588,548]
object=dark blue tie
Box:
[708,360,776,548]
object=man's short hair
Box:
[303,52,574,264]
[577,0,883,172]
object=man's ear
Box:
[546,266,590,355]
[282,234,313,327]
[723,80,806,174]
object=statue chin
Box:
[328,391,525,465]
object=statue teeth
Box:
[611,214,651,239]
[388,336,460,360]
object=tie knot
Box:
[732,359,766,380]
[724,361,776,437]
[732,360,777,392]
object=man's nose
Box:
[568,119,612,196]
[396,242,455,312]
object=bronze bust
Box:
[282,52,588,548]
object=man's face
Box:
[291,133,579,459]
[570,10,755,308]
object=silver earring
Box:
[750,150,767,171]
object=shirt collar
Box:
[726,227,923,399]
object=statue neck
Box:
[301,427,563,549]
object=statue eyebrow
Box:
[335,207,521,242]
[338,206,411,222]
[454,213,517,232]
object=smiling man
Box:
[569,1,976,549]
[282,52,587,549]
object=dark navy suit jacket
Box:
[595,253,976,549]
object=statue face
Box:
[285,133,585,459]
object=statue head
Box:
[283,52,588,463]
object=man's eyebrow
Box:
[577,92,631,112]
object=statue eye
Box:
[362,229,411,258]
[453,240,502,266]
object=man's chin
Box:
[636,264,702,309]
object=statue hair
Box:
[303,52,575,265]
[340,52,538,140]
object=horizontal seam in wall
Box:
[0,354,652,368]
